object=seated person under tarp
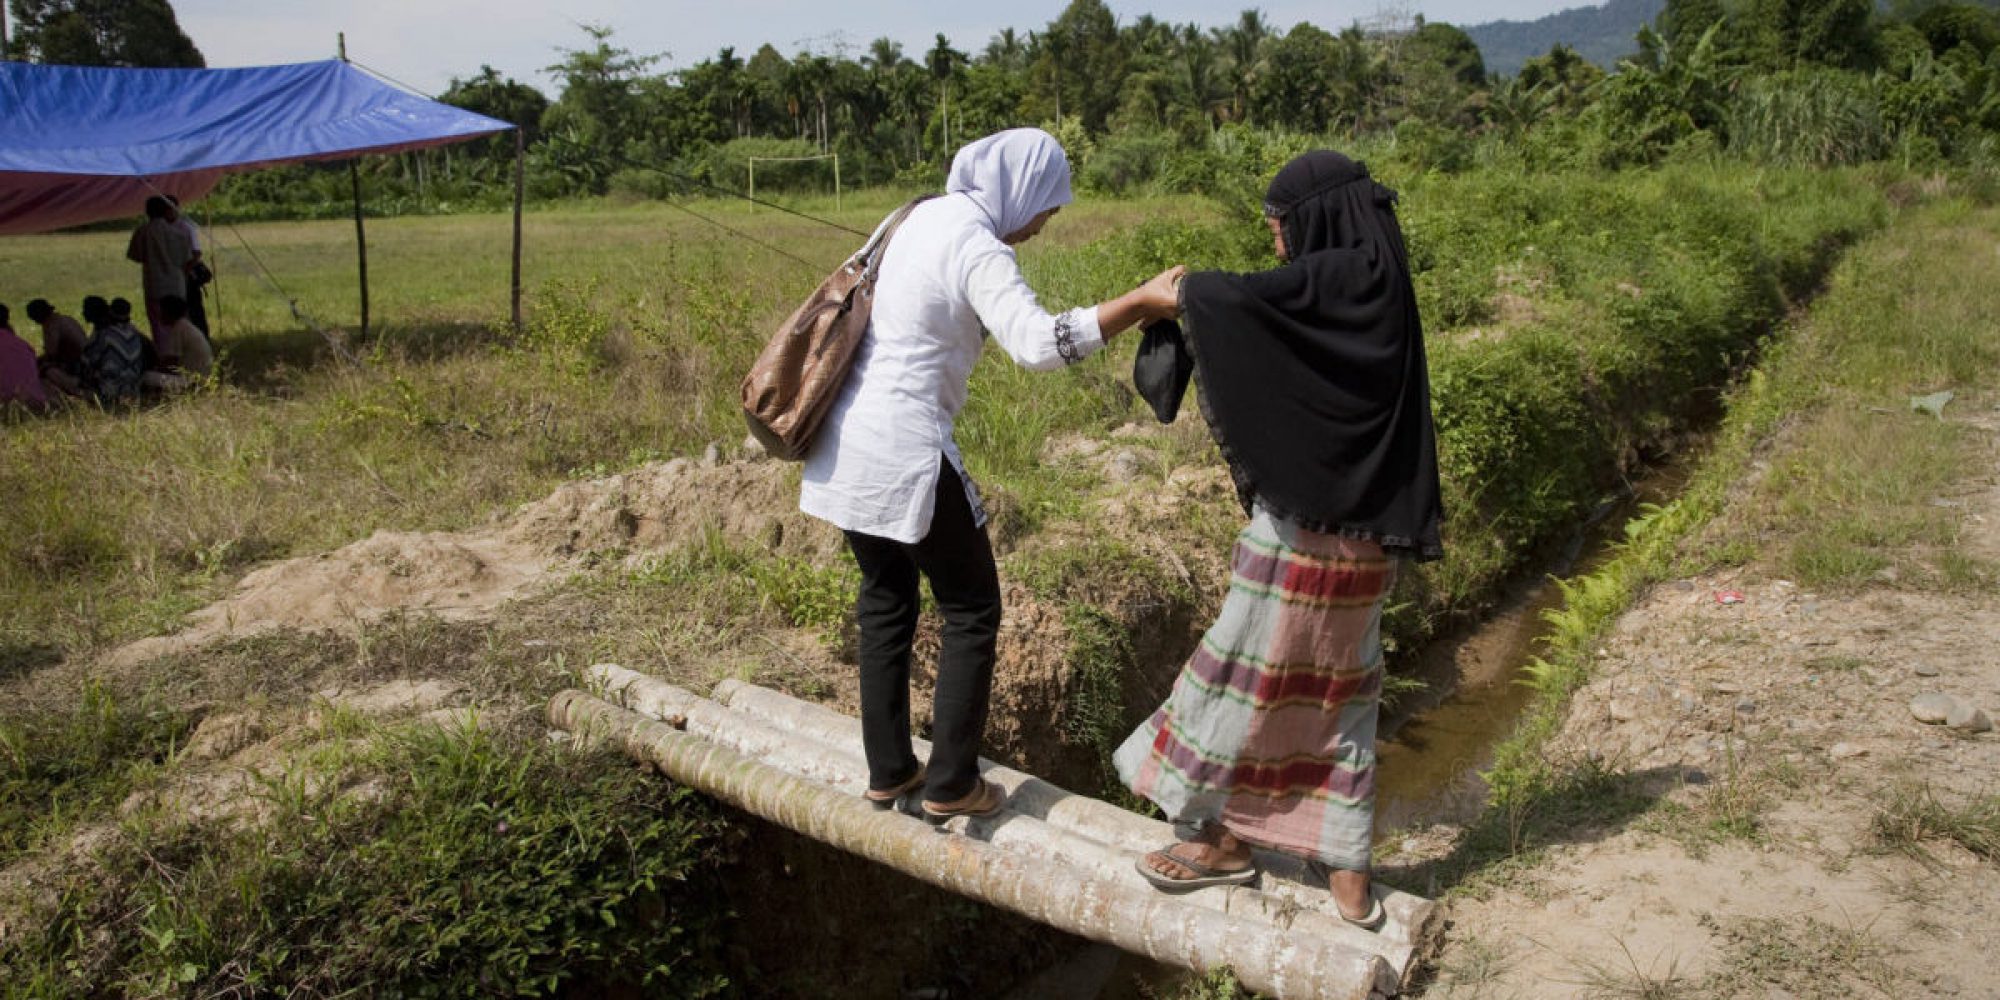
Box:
[27,298,87,399]
[79,296,151,406]
[141,295,212,393]
[0,303,52,412]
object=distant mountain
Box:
[1463,0,1666,77]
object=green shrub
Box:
[1078,130,1182,194]
[0,683,193,862]
[1,725,729,998]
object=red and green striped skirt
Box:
[1115,505,1393,870]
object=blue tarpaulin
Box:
[0,59,511,234]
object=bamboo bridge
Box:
[548,664,1440,999]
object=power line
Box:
[656,197,830,270]
[348,56,872,239]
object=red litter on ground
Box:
[1715,589,1746,605]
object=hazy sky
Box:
[173,1,1591,95]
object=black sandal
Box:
[920,777,1006,826]
[1135,844,1259,892]
[862,766,925,811]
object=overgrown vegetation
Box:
[0,722,730,998]
[0,682,193,863]
[1443,197,2000,893]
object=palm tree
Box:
[1216,9,1273,123]
[1485,74,1555,140]
[927,33,968,153]
[984,28,1026,71]
[1179,23,1227,127]
[865,37,905,73]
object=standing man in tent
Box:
[165,196,211,336]
[126,196,192,341]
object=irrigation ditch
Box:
[742,174,1905,995]
[6,168,1944,997]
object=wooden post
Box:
[339,32,369,340]
[205,202,220,332]
[511,126,525,334]
[350,160,369,339]
[747,158,755,212]
[833,152,841,211]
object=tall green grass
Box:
[0,722,729,998]
[1456,197,2000,888]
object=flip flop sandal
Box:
[921,777,1006,826]
[1135,845,1259,892]
[863,766,926,811]
[1307,860,1388,931]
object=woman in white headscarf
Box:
[802,128,1184,822]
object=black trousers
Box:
[186,283,210,337]
[843,457,1002,804]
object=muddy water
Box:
[1372,462,1690,832]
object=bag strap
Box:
[857,194,938,282]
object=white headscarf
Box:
[946,128,1073,239]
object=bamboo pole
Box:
[510,127,525,335]
[707,676,1439,950]
[588,666,1422,975]
[548,690,1399,1000]
[592,669,1266,921]
[338,32,369,341]
[349,161,369,339]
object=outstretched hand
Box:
[1138,266,1187,321]
[1095,265,1188,340]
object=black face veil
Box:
[1170,151,1443,560]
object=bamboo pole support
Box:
[708,676,1439,950]
[338,32,369,340]
[549,690,1399,1000]
[510,126,525,334]
[349,160,369,339]
[588,666,1423,975]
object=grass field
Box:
[0,165,1891,667]
[0,193,1221,660]
[0,166,1929,996]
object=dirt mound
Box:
[502,455,836,561]
[109,456,838,668]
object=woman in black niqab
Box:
[1115,152,1442,928]
[1182,150,1441,557]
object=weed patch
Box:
[0,682,193,863]
[1872,781,2000,863]
[0,723,729,997]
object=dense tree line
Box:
[4,0,204,67]
[441,0,2000,202]
[8,0,1998,215]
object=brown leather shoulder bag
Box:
[740,195,934,460]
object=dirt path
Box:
[1413,416,2000,995]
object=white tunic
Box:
[800,193,1104,543]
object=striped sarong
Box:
[1115,505,1393,870]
